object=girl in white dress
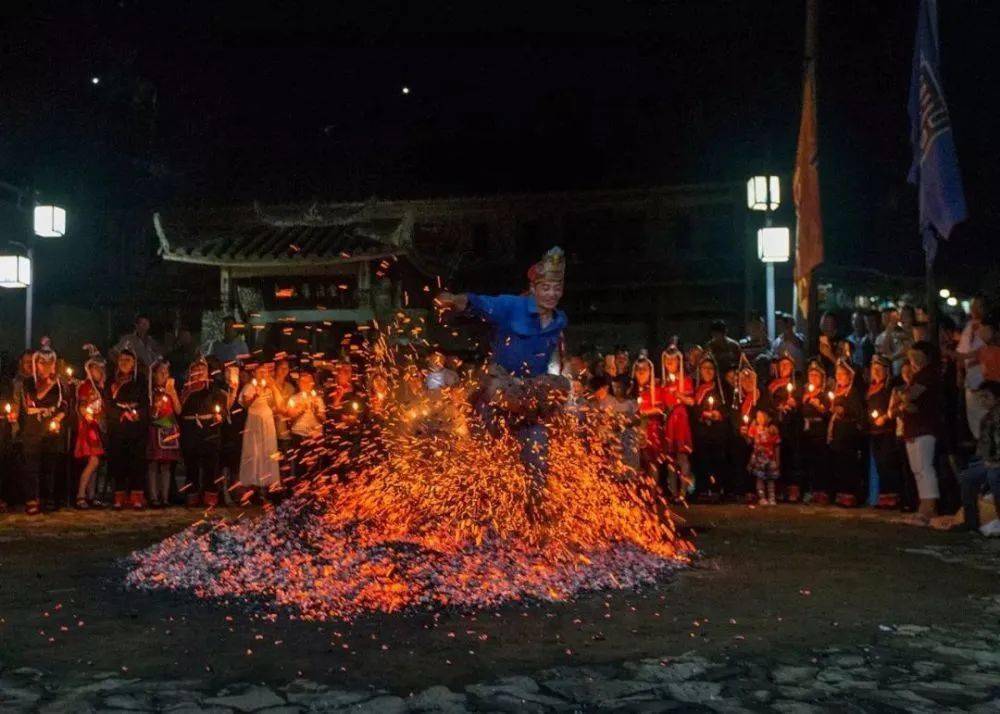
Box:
[238,364,283,494]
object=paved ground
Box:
[2,504,999,711]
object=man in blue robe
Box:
[437,247,569,517]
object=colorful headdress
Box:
[771,349,796,377]
[697,353,724,397]
[806,358,826,377]
[660,343,684,387]
[32,337,63,404]
[631,348,657,404]
[527,246,566,285]
[83,344,106,394]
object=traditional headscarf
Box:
[834,357,856,395]
[694,354,724,404]
[82,343,106,399]
[527,246,565,285]
[630,349,657,405]
[735,353,758,415]
[147,358,171,406]
[660,343,684,388]
[32,337,63,405]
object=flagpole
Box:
[803,0,820,354]
[925,231,938,358]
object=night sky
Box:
[1,0,997,299]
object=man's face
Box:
[865,313,880,335]
[852,313,866,334]
[780,318,794,336]
[882,310,898,329]
[18,354,33,377]
[136,318,150,336]
[531,280,563,312]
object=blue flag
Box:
[908,0,967,265]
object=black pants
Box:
[692,426,728,494]
[800,435,831,495]
[108,435,145,492]
[727,436,752,495]
[21,441,61,504]
[831,437,864,497]
[871,432,902,495]
[776,418,800,487]
[183,445,220,494]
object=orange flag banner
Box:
[793,62,824,318]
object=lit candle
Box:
[807,384,815,393]
[252,378,258,387]
[65,367,74,378]
[827,391,835,401]
[669,373,677,383]
[288,397,296,409]
[3,403,10,414]
[49,419,59,432]
[85,406,94,417]
[786,382,794,393]
[214,404,221,414]
[871,409,879,419]
[351,401,360,412]
[742,414,749,424]
[310,389,317,397]
[707,396,714,407]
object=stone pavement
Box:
[4,622,1000,712]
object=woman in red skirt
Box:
[660,345,694,499]
[628,352,666,482]
[74,347,106,508]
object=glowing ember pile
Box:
[126,320,693,621]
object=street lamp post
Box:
[747,176,785,340]
[0,182,66,349]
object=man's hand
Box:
[436,292,468,312]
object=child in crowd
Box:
[238,363,282,499]
[746,408,780,505]
[800,359,831,503]
[146,359,182,507]
[690,355,728,499]
[74,347,107,508]
[17,342,67,514]
[106,349,148,510]
[659,345,694,499]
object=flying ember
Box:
[126,318,693,621]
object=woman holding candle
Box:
[801,359,832,504]
[73,346,107,508]
[17,342,67,515]
[767,352,802,501]
[628,352,666,484]
[105,349,148,510]
[827,358,866,507]
[179,358,225,507]
[238,363,283,499]
[867,354,902,508]
[659,345,694,500]
[728,356,761,501]
[146,359,182,507]
[691,354,729,500]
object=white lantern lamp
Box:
[33,205,66,238]
[0,255,31,289]
[746,175,780,211]
[757,227,791,263]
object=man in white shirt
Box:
[113,315,161,372]
[771,313,805,374]
[958,296,989,438]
